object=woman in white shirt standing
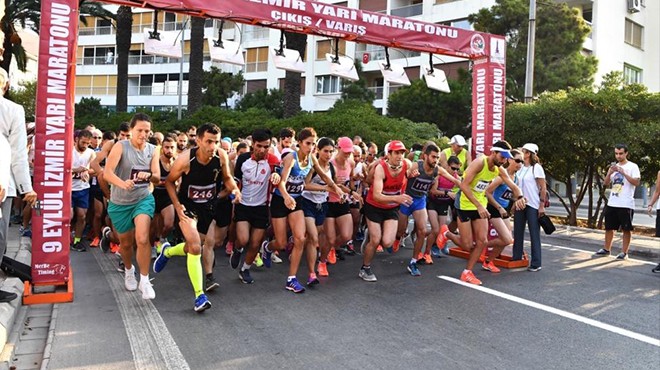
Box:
[512,143,547,271]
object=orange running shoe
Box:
[327,248,337,264]
[110,242,120,254]
[482,260,501,273]
[392,239,401,253]
[317,261,329,277]
[376,245,384,253]
[90,237,100,248]
[436,225,449,248]
[423,253,433,265]
[460,270,482,285]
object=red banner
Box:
[106,0,495,59]
[32,0,78,284]
[471,36,506,157]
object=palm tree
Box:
[115,6,132,112]
[282,31,306,118]
[187,16,205,114]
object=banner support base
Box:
[448,247,529,269]
[23,270,74,305]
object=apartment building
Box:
[74,0,659,112]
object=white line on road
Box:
[438,275,660,347]
[93,250,191,370]
[542,243,657,266]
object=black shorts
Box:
[89,184,104,203]
[233,203,269,229]
[427,199,450,216]
[486,203,511,219]
[363,202,399,224]
[457,209,483,222]
[604,205,634,231]
[326,202,351,218]
[153,189,173,213]
[213,198,233,228]
[270,194,302,218]
[301,198,328,226]
[349,201,360,209]
[181,201,215,234]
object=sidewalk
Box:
[543,225,660,259]
[548,195,654,214]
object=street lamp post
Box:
[524,0,536,103]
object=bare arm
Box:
[648,171,660,214]
[218,149,241,203]
[371,165,411,206]
[164,150,190,217]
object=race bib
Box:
[187,184,216,203]
[129,167,151,187]
[473,180,490,193]
[501,189,513,200]
[411,179,432,193]
[286,175,305,194]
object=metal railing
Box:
[77,54,211,66]
[355,48,420,62]
[390,3,423,17]
[75,87,117,96]
[79,25,114,36]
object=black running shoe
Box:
[230,248,243,269]
[205,275,220,292]
[71,242,86,252]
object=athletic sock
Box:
[74,237,81,244]
[140,274,149,284]
[463,269,471,274]
[287,275,296,282]
[187,254,203,297]
[241,262,252,271]
[410,258,417,264]
[165,242,186,258]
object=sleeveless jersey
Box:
[366,159,408,209]
[430,170,458,203]
[274,151,312,199]
[178,147,222,205]
[328,157,351,203]
[459,156,499,211]
[302,162,333,204]
[493,173,517,209]
[405,160,437,198]
[110,140,156,205]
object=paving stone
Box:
[14,339,47,355]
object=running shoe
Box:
[71,242,86,252]
[238,269,254,284]
[205,275,220,292]
[392,239,401,253]
[153,242,171,273]
[254,253,264,267]
[10,214,21,225]
[431,244,441,257]
[285,277,305,293]
[90,237,100,248]
[327,248,337,264]
[356,229,365,242]
[100,226,111,253]
[225,241,233,256]
[359,266,377,282]
[652,264,660,273]
[594,248,610,256]
[20,227,32,238]
[337,248,345,261]
[271,252,283,264]
[407,261,421,276]
[151,246,158,260]
[436,225,449,248]
[482,260,501,273]
[376,245,384,253]
[422,253,433,265]
[527,266,542,272]
[460,270,482,285]
[194,294,212,312]
[344,240,356,255]
[441,245,450,255]
[110,242,120,254]
[124,270,138,291]
[139,279,156,300]
[317,261,329,277]
[285,235,295,254]
[117,260,125,273]
[261,240,272,268]
[230,247,243,269]
[616,252,628,260]
[307,273,319,287]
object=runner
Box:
[150,135,176,255]
[440,135,470,173]
[103,113,160,299]
[70,130,96,252]
[155,123,241,312]
[359,140,412,282]
[269,127,295,161]
[262,128,343,293]
[427,155,461,258]
[455,141,525,285]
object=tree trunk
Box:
[187,17,205,114]
[282,31,307,118]
[115,6,132,112]
[587,165,595,227]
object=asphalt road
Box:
[46,237,660,370]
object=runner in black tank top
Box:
[151,136,176,257]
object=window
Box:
[316,75,342,94]
[316,39,346,60]
[245,47,269,73]
[623,64,642,85]
[624,19,643,49]
[441,18,472,30]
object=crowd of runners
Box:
[10,112,656,312]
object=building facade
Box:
[74,0,659,112]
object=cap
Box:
[491,146,513,159]
[222,137,232,143]
[337,137,353,153]
[522,143,539,154]
[388,140,407,152]
[450,135,466,146]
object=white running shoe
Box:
[139,279,155,300]
[124,269,138,291]
[271,253,283,264]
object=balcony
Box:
[355,48,420,63]
[79,25,114,36]
[390,3,423,18]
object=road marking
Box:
[93,250,191,370]
[438,275,660,347]
[542,243,657,266]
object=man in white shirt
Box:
[70,130,96,252]
[0,68,37,303]
[595,144,641,260]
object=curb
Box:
[541,225,659,259]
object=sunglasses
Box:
[93,136,102,139]
[450,167,460,171]
[513,159,523,163]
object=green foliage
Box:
[75,97,109,125]
[387,70,472,137]
[6,80,36,122]
[470,0,597,101]
[202,67,245,108]
[235,89,285,119]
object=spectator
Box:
[648,170,660,273]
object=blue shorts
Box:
[301,197,328,226]
[399,196,426,217]
[107,195,155,234]
[72,188,90,209]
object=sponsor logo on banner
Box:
[490,37,506,64]
[470,34,486,55]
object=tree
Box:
[387,69,472,137]
[235,88,284,119]
[282,31,307,118]
[115,6,132,112]
[5,80,36,121]
[332,61,375,108]
[187,16,205,114]
[75,96,109,126]
[201,67,244,108]
[469,0,597,101]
